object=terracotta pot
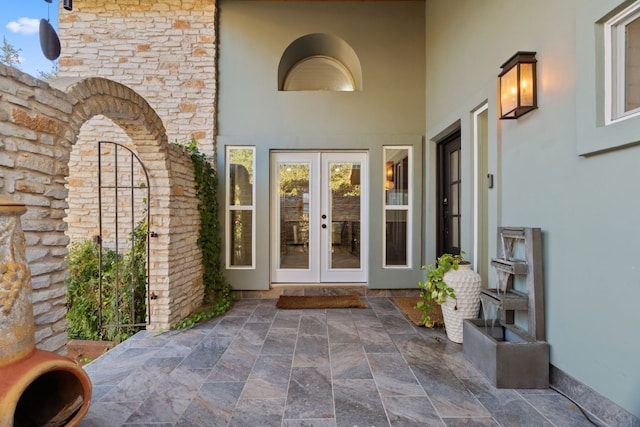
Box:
[0,196,92,426]
[441,263,482,343]
[0,349,92,426]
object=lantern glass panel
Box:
[500,66,518,116]
[520,63,534,107]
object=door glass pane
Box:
[451,216,460,249]
[330,162,361,269]
[451,182,459,215]
[385,210,407,266]
[279,162,310,269]
[450,149,459,181]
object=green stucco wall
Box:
[425,0,640,419]
[217,1,426,290]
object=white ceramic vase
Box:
[440,263,482,343]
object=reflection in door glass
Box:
[279,163,310,269]
[330,162,361,269]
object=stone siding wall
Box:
[65,117,204,327]
[162,144,203,322]
[57,0,217,157]
[0,67,76,353]
[57,0,216,325]
[1,65,204,352]
[66,115,143,247]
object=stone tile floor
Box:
[79,297,600,426]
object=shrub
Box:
[66,221,148,343]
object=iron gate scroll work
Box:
[97,141,151,332]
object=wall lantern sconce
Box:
[498,51,537,119]
[385,162,395,190]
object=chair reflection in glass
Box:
[285,220,309,253]
[331,221,347,253]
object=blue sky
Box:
[1,0,59,77]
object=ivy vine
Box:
[172,138,235,329]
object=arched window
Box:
[278,33,362,92]
[284,55,355,91]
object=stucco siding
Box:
[425,0,639,419]
[218,1,426,290]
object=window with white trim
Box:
[605,0,640,123]
[383,146,412,268]
[226,146,255,268]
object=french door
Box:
[271,152,368,283]
[437,131,462,257]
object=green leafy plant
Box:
[0,36,21,68]
[171,138,235,329]
[416,253,463,327]
[66,220,148,343]
[66,239,103,341]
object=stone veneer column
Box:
[57,0,217,157]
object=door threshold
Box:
[271,283,368,289]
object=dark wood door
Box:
[437,131,461,257]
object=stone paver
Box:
[79,297,597,427]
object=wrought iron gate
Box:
[97,141,150,332]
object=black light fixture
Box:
[63,0,72,11]
[498,51,537,119]
[39,18,61,60]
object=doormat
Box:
[276,294,367,309]
[392,296,444,327]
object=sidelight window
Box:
[383,146,411,268]
[226,146,255,268]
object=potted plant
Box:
[416,252,482,343]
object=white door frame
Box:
[270,151,368,283]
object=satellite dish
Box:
[39,19,61,61]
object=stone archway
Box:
[50,77,204,332]
[1,67,203,351]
